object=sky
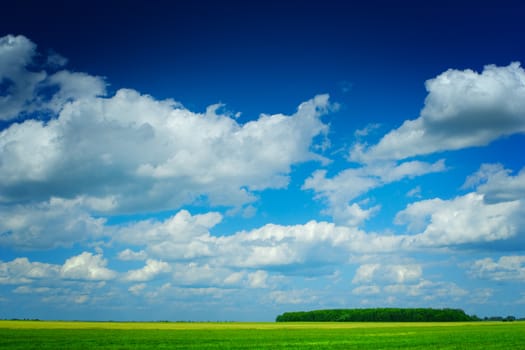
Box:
[1,0,525,321]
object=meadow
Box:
[0,320,524,349]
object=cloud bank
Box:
[351,62,525,162]
[1,34,524,320]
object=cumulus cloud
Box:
[42,70,106,112]
[396,192,522,247]
[1,35,334,218]
[0,253,120,286]
[116,209,396,269]
[172,262,230,286]
[383,280,468,301]
[0,198,106,250]
[216,221,366,268]
[352,263,422,284]
[469,255,525,281]
[2,36,523,316]
[0,35,46,121]
[45,50,68,68]
[302,159,445,226]
[247,270,269,288]
[118,203,524,275]
[1,87,332,214]
[268,289,318,305]
[464,163,525,204]
[143,283,235,304]
[352,285,381,295]
[128,283,147,296]
[0,257,59,284]
[118,210,350,267]
[38,281,110,306]
[406,186,422,198]
[170,263,272,289]
[13,285,52,294]
[392,164,525,249]
[354,123,381,138]
[60,252,117,281]
[4,196,520,288]
[0,34,106,121]
[352,62,525,162]
[329,203,380,227]
[118,210,221,260]
[118,249,147,261]
[123,259,170,282]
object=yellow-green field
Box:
[0,320,524,349]
[0,320,508,330]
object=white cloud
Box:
[354,123,381,137]
[329,203,380,227]
[396,192,522,246]
[464,164,525,204]
[352,285,380,295]
[4,192,519,289]
[118,210,221,260]
[223,271,245,285]
[117,210,400,269]
[367,159,446,183]
[60,252,117,281]
[73,295,90,304]
[2,36,335,219]
[170,263,273,289]
[0,198,106,250]
[247,270,269,288]
[1,87,332,213]
[118,204,522,275]
[303,168,379,209]
[38,281,109,306]
[216,220,362,268]
[352,263,380,284]
[396,163,525,251]
[352,62,525,162]
[114,193,523,272]
[118,249,147,261]
[469,256,525,281]
[303,159,445,226]
[128,283,147,296]
[45,50,68,68]
[43,70,106,112]
[118,210,353,268]
[123,259,171,282]
[0,257,59,284]
[0,35,46,121]
[0,119,61,184]
[268,289,318,305]
[0,253,120,289]
[0,35,106,121]
[406,186,422,198]
[172,262,231,286]
[143,283,234,303]
[384,280,468,300]
[13,286,52,294]
[468,288,494,304]
[352,263,422,284]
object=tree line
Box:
[275,308,480,322]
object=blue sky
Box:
[1,0,525,321]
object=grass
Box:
[0,320,523,349]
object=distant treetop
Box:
[275,308,478,322]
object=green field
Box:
[0,320,523,349]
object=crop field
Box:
[0,320,524,349]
